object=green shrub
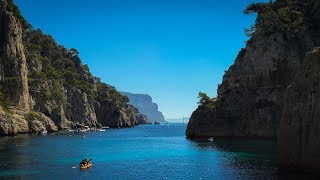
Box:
[29,111,41,120]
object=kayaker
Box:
[80,158,88,165]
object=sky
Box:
[15,0,260,119]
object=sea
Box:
[0,123,308,179]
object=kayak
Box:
[80,161,92,170]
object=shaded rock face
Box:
[133,113,149,125]
[186,1,320,139]
[94,101,130,128]
[279,48,320,173]
[187,30,313,139]
[64,85,97,127]
[121,92,165,123]
[95,101,149,127]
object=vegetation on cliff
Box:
[7,0,130,109]
[244,0,312,38]
[0,0,146,134]
[197,92,216,110]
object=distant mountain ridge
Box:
[121,92,166,123]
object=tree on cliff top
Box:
[70,48,79,56]
[198,92,216,109]
[243,0,308,37]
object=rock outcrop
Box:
[0,0,148,135]
[121,92,165,123]
[186,0,320,139]
[279,48,320,173]
[133,113,149,125]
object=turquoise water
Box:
[0,124,278,179]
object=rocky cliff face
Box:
[0,0,147,135]
[279,48,320,173]
[121,92,165,123]
[186,0,320,174]
[186,0,320,139]
[0,0,29,110]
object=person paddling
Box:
[79,158,93,169]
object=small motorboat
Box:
[98,129,105,132]
[208,137,214,142]
[78,129,87,132]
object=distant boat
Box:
[208,137,214,142]
[98,129,105,132]
[41,130,47,135]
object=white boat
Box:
[42,130,47,135]
[102,126,109,129]
[208,137,214,142]
[98,129,106,132]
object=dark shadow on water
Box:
[187,137,320,179]
[187,137,277,154]
[186,137,278,178]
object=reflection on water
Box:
[0,124,317,179]
[187,138,277,179]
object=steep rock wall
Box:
[186,0,319,139]
[0,1,29,110]
[279,48,320,172]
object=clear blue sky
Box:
[15,0,260,119]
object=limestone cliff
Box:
[279,48,320,173]
[0,0,147,135]
[186,0,320,139]
[121,92,165,123]
[0,0,29,110]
